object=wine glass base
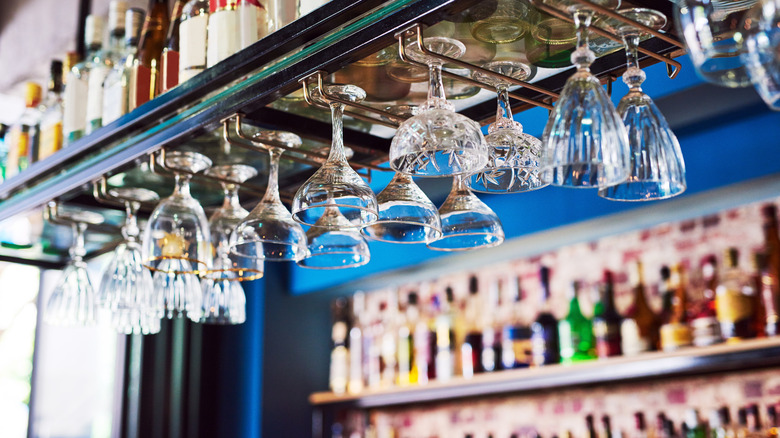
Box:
[471,18,529,44]
[162,151,212,174]
[473,60,535,86]
[404,36,467,65]
[108,187,160,204]
[206,164,258,184]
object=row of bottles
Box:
[328,205,780,395]
[1,0,330,182]
[334,403,780,438]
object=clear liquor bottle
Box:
[86,0,127,134]
[103,8,146,125]
[328,298,350,394]
[6,82,42,177]
[347,292,365,394]
[691,255,723,347]
[38,60,64,161]
[63,15,102,145]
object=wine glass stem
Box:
[70,223,87,261]
[123,201,140,241]
[174,174,192,198]
[495,83,513,121]
[328,102,348,162]
[573,8,593,55]
[621,30,645,90]
[262,149,282,204]
[427,63,448,103]
[223,185,241,209]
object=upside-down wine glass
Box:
[142,151,212,321]
[389,34,487,177]
[298,206,371,269]
[201,164,263,325]
[598,8,686,201]
[97,188,162,334]
[292,85,378,228]
[540,0,631,188]
[45,209,105,326]
[232,131,308,261]
[741,0,780,110]
[427,175,505,251]
[468,60,547,194]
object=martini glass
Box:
[45,209,104,326]
[292,85,378,228]
[598,8,686,201]
[142,150,212,320]
[389,36,487,177]
[232,131,308,261]
[540,0,630,189]
[427,175,505,251]
[298,206,371,269]
[98,188,162,334]
[468,60,547,194]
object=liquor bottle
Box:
[655,413,670,438]
[593,271,622,358]
[691,255,723,347]
[558,281,595,363]
[751,253,768,338]
[329,298,350,394]
[161,0,188,93]
[178,0,209,83]
[397,291,418,386]
[347,292,365,394]
[716,248,755,341]
[603,414,614,438]
[634,413,648,438]
[502,276,527,369]
[136,0,170,102]
[434,289,455,382]
[380,293,398,388]
[767,406,778,438]
[0,123,8,181]
[461,277,483,378]
[207,0,241,68]
[738,408,750,438]
[660,264,694,351]
[64,15,102,145]
[532,266,561,366]
[449,284,467,378]
[747,404,762,438]
[238,0,267,50]
[38,60,65,161]
[587,414,598,438]
[762,204,780,319]
[622,261,661,355]
[685,409,707,438]
[482,277,504,373]
[6,82,42,178]
[103,8,146,125]
[86,1,128,135]
[413,293,435,384]
[365,299,382,390]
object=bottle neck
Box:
[108,30,125,52]
[86,43,102,59]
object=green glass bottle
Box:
[558,281,596,363]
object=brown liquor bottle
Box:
[716,248,755,342]
[660,264,694,351]
[622,261,661,355]
[136,0,170,102]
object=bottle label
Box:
[660,322,693,351]
[131,64,152,109]
[594,321,622,357]
[179,14,208,81]
[620,319,651,356]
[238,2,264,49]
[63,72,88,137]
[39,121,63,160]
[86,65,110,129]
[716,286,754,325]
[531,324,560,366]
[207,9,241,67]
[329,345,348,394]
[161,49,180,93]
[102,78,126,125]
[347,328,363,394]
[210,0,239,12]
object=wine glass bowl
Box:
[298,207,371,270]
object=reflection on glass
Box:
[471,0,539,44]
[298,207,370,269]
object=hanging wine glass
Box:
[142,150,212,320]
[232,131,308,261]
[97,188,162,334]
[298,206,371,269]
[292,84,378,228]
[427,175,505,251]
[598,8,686,201]
[45,208,104,326]
[540,0,630,189]
[389,33,487,177]
[468,60,547,194]
[200,164,263,325]
[741,0,780,110]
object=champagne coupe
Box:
[540,0,630,189]
[598,8,687,201]
[232,131,308,261]
[468,60,547,194]
[389,33,487,177]
[298,206,371,269]
[741,0,780,110]
[45,207,105,326]
[97,188,162,334]
[201,164,262,325]
[142,150,212,320]
[292,84,378,228]
[427,175,505,251]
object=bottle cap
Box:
[724,247,739,269]
[408,292,418,306]
[762,204,778,220]
[63,52,80,82]
[24,82,42,107]
[719,406,731,425]
[469,275,478,294]
[49,60,64,93]
[126,8,146,42]
[446,286,455,302]
[84,15,105,47]
[660,265,671,281]
[109,0,129,31]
